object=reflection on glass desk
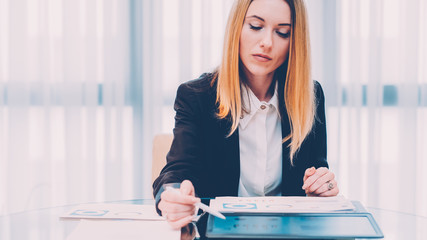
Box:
[0,199,426,239]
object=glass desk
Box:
[1,199,426,240]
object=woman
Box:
[153,0,339,229]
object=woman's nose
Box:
[259,31,273,49]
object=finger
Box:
[313,181,335,195]
[180,180,195,196]
[168,215,193,230]
[302,167,329,190]
[307,171,335,193]
[308,180,338,196]
[319,183,339,197]
[159,200,196,214]
[313,182,329,195]
[303,167,316,182]
[166,209,195,221]
[161,189,199,205]
[303,167,326,189]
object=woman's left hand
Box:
[302,167,339,197]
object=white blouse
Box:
[238,83,283,197]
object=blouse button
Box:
[260,105,267,110]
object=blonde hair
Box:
[215,0,314,164]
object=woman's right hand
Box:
[158,180,200,229]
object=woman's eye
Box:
[277,31,290,38]
[249,24,262,30]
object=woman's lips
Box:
[253,54,272,62]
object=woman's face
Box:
[239,0,291,80]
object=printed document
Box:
[209,196,355,213]
[60,203,163,221]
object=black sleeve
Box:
[152,83,204,213]
[311,80,328,168]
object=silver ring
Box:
[327,182,334,190]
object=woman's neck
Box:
[243,72,275,102]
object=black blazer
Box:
[153,73,328,201]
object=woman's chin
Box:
[244,69,275,79]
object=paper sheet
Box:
[60,204,163,221]
[209,196,355,213]
[66,220,179,240]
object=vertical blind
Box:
[0,0,140,215]
[307,0,427,219]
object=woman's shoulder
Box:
[177,72,217,96]
[175,73,218,114]
[313,80,325,100]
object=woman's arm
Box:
[302,81,339,196]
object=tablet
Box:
[206,213,384,239]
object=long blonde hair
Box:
[215,0,314,164]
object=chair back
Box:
[152,134,173,184]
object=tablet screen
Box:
[206,213,383,239]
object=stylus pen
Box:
[165,186,226,219]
